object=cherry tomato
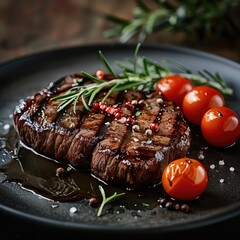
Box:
[182,85,225,125]
[201,106,240,147]
[156,75,193,107]
[162,158,208,201]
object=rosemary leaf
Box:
[101,83,120,103]
[51,44,233,112]
[163,58,192,74]
[97,185,125,217]
[81,71,105,83]
[104,0,240,42]
[81,94,91,111]
[88,86,102,106]
[143,57,150,75]
[133,42,141,73]
[99,51,116,77]
[57,98,74,112]
[145,8,169,34]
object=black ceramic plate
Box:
[0,43,240,237]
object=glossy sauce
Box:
[0,126,168,210]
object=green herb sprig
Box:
[104,0,240,43]
[51,43,233,113]
[97,185,125,217]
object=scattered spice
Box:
[56,167,65,177]
[135,111,141,117]
[156,98,163,104]
[89,197,99,207]
[138,99,146,107]
[158,197,190,213]
[181,204,190,213]
[149,123,158,131]
[132,124,140,132]
[125,101,134,109]
[69,206,77,214]
[145,129,152,136]
[219,160,225,165]
[96,70,105,79]
[219,179,225,183]
[131,100,138,105]
[210,164,215,169]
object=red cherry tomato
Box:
[182,85,225,125]
[156,75,193,107]
[161,158,208,201]
[201,106,240,147]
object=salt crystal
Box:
[3,124,10,130]
[229,167,235,172]
[133,137,139,142]
[210,164,215,169]
[117,117,126,123]
[105,122,110,126]
[219,160,225,165]
[69,206,77,214]
[198,150,205,160]
[219,179,224,183]
[51,204,59,209]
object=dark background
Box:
[0,0,239,64]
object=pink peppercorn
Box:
[150,123,158,131]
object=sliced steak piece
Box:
[91,90,191,188]
[13,73,191,188]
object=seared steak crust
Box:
[13,74,191,187]
[91,90,191,187]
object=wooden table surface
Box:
[0,0,239,64]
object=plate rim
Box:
[0,41,240,68]
[0,42,240,235]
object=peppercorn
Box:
[125,101,134,109]
[145,129,153,136]
[92,102,99,111]
[131,99,138,105]
[165,201,174,210]
[56,167,65,177]
[132,124,140,132]
[126,117,134,124]
[157,196,190,213]
[89,197,98,207]
[156,98,163,104]
[157,197,168,206]
[96,70,105,79]
[138,99,146,107]
[181,204,190,213]
[150,123,158,131]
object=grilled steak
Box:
[13,73,191,188]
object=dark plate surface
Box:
[0,43,240,237]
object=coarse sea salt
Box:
[69,206,77,214]
[219,179,224,183]
[210,164,215,169]
[229,167,235,172]
[219,160,225,165]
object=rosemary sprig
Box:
[104,0,240,43]
[97,185,125,217]
[51,43,233,112]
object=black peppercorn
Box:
[56,167,65,177]
[89,197,98,207]
[181,203,190,213]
